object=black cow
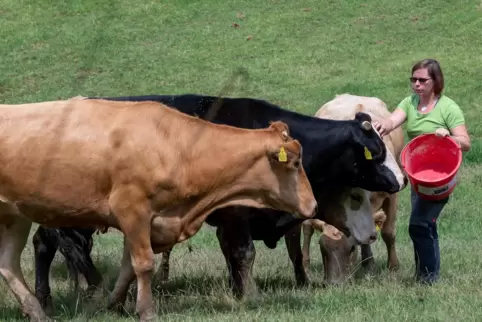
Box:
[33,94,407,308]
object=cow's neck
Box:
[293,121,354,183]
[264,111,354,166]
[151,188,272,250]
[170,127,275,198]
[150,129,281,248]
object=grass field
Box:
[1,0,482,321]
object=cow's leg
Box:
[381,194,399,270]
[216,216,256,299]
[301,221,315,273]
[153,247,172,285]
[108,238,136,314]
[32,227,58,316]
[0,218,48,322]
[120,229,154,321]
[360,244,375,271]
[285,223,309,286]
[108,188,155,321]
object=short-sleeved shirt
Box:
[397,94,465,140]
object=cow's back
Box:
[315,93,404,159]
[0,98,169,214]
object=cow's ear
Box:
[269,121,290,140]
[310,220,342,240]
[355,112,373,132]
[270,145,301,169]
[270,144,302,170]
[373,210,386,228]
[270,146,290,163]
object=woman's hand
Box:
[435,128,463,150]
[372,108,407,137]
[435,128,450,137]
[372,119,393,137]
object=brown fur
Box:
[0,97,317,321]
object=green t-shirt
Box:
[397,94,465,140]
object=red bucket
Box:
[400,133,462,201]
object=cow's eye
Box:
[350,193,362,204]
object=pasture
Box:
[1,0,482,321]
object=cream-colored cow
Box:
[301,93,405,282]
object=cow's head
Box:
[318,208,387,285]
[318,187,378,245]
[249,121,317,220]
[340,112,407,193]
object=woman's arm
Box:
[450,124,471,152]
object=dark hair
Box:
[411,58,444,95]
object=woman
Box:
[373,58,471,285]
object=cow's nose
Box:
[369,233,378,243]
[313,203,318,216]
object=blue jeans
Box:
[408,186,449,284]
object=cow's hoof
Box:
[37,297,54,317]
[107,300,128,316]
[322,280,345,288]
[139,309,157,322]
[388,261,400,271]
[25,313,51,322]
[295,272,310,286]
[24,312,51,322]
[362,258,375,272]
[23,295,51,322]
[43,304,54,318]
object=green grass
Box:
[1,0,482,321]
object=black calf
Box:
[32,226,102,313]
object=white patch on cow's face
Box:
[373,128,407,190]
[343,188,377,245]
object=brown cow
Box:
[299,93,405,284]
[0,97,317,322]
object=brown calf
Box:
[0,97,317,321]
[302,209,388,284]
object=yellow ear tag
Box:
[278,147,288,162]
[364,146,373,160]
[376,224,380,232]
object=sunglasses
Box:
[410,77,431,84]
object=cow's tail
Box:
[48,228,95,275]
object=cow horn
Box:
[361,120,372,131]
